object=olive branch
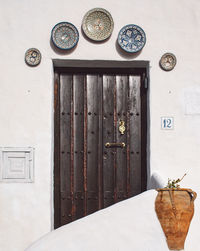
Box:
[165,173,187,188]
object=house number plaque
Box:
[161,117,174,130]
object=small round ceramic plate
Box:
[25,48,41,66]
[159,53,177,71]
[82,8,114,41]
[51,22,79,50]
[118,24,146,53]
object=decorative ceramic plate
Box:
[118,24,146,53]
[159,53,177,71]
[25,48,41,66]
[51,22,79,50]
[82,8,114,41]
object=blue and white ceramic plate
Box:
[51,22,79,50]
[118,24,146,53]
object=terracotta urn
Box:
[155,188,197,250]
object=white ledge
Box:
[25,189,199,251]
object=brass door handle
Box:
[105,142,126,148]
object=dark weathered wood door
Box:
[54,60,148,229]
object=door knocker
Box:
[119,120,125,135]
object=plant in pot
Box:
[155,174,197,250]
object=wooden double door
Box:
[54,60,149,229]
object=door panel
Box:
[102,75,115,208]
[129,75,141,196]
[86,75,101,215]
[73,75,85,221]
[115,75,128,202]
[54,68,147,228]
[60,74,72,224]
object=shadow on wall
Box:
[81,27,113,44]
[50,36,144,59]
[50,39,78,55]
[148,172,166,189]
[115,40,142,59]
[49,33,144,61]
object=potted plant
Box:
[155,174,197,250]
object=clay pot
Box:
[155,188,197,250]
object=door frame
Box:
[53,59,150,229]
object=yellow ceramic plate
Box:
[82,8,114,41]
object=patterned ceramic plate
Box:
[159,53,177,71]
[82,8,114,41]
[25,48,41,66]
[118,24,146,53]
[51,22,79,50]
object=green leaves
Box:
[165,173,187,189]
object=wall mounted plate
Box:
[159,53,177,71]
[51,22,79,50]
[118,24,146,53]
[82,8,114,41]
[25,48,41,66]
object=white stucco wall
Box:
[0,0,200,250]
